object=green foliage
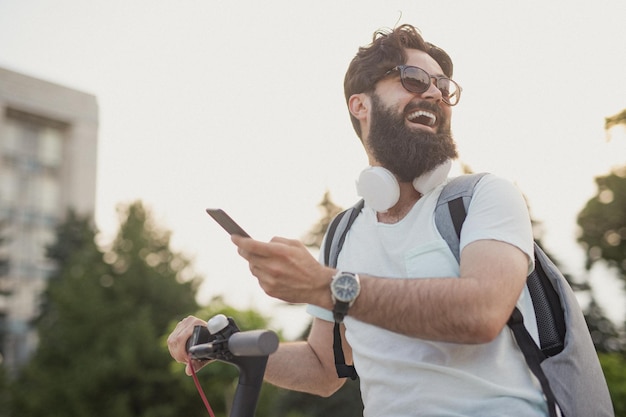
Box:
[599,353,626,416]
[3,199,361,417]
[577,162,626,410]
[107,202,201,331]
[578,166,626,276]
[0,365,9,416]
[9,202,202,417]
[271,380,363,417]
[585,299,626,353]
[302,191,343,250]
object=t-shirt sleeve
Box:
[306,303,334,322]
[460,174,535,274]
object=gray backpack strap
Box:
[434,173,488,262]
[324,200,365,268]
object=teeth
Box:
[407,110,436,126]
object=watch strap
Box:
[332,300,350,323]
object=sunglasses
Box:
[384,65,462,106]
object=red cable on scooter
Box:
[189,358,216,417]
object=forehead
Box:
[404,49,444,76]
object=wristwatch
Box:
[330,271,361,323]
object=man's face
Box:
[364,49,457,182]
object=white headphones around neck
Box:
[356,159,452,213]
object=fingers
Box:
[269,236,300,246]
[231,236,263,257]
[234,238,292,277]
[230,235,322,303]
[185,359,211,376]
[167,316,217,377]
[231,235,301,257]
[167,315,206,364]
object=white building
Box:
[0,66,98,373]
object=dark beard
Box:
[367,94,458,182]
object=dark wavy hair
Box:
[343,24,454,138]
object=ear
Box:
[348,93,370,122]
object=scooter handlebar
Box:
[228,330,279,357]
[184,316,279,417]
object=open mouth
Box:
[406,109,437,127]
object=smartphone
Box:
[205,208,251,238]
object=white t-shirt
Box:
[308,175,549,417]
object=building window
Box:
[1,109,67,281]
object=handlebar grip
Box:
[228,330,279,356]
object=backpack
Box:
[323,173,614,417]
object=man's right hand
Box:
[167,315,211,376]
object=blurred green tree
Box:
[10,203,203,417]
[578,166,626,278]
[576,164,626,349]
[598,352,626,416]
[302,191,343,250]
[576,108,626,413]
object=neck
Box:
[377,182,422,224]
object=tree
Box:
[578,166,626,278]
[598,352,626,416]
[605,108,626,132]
[10,202,202,417]
[576,108,626,412]
[576,165,626,349]
[302,191,344,250]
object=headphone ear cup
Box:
[356,166,400,213]
[412,159,452,194]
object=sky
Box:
[1,0,625,338]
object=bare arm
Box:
[233,236,528,344]
[167,315,347,396]
[350,239,528,343]
[264,318,347,397]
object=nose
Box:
[421,78,443,102]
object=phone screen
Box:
[205,208,250,238]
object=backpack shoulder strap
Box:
[434,173,488,263]
[324,199,365,268]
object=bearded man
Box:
[169,24,551,417]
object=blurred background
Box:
[1,1,625,416]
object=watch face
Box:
[332,274,359,302]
